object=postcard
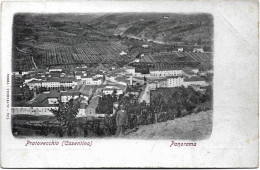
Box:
[1,0,258,168]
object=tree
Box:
[144,76,147,82]
[51,99,80,137]
[112,89,117,99]
[149,93,164,123]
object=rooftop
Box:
[184,76,205,82]
[33,91,61,103]
[61,91,81,96]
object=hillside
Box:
[90,13,213,45]
[12,14,123,71]
[12,13,213,71]
[125,110,213,140]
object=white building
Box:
[166,76,184,87]
[178,48,184,52]
[49,67,62,72]
[142,44,149,48]
[150,69,183,77]
[120,51,127,56]
[24,77,42,84]
[81,76,103,85]
[12,106,58,116]
[61,92,89,103]
[27,78,77,90]
[75,74,82,80]
[124,65,135,75]
[183,76,207,87]
[193,48,204,53]
[102,85,125,96]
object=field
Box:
[13,55,35,71]
[33,41,134,68]
[139,52,213,70]
[12,14,213,71]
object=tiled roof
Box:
[30,102,58,107]
[47,91,61,98]
[60,91,81,96]
[167,76,184,79]
[33,91,61,103]
[28,80,42,84]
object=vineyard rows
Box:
[141,52,212,63]
[37,42,135,67]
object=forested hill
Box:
[89,13,213,46]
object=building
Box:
[142,44,149,48]
[158,80,167,88]
[181,69,197,78]
[12,91,90,117]
[166,76,184,87]
[183,76,207,87]
[94,63,110,72]
[124,65,135,75]
[150,68,183,77]
[85,96,99,116]
[78,102,87,117]
[60,91,81,103]
[27,77,77,90]
[12,91,61,116]
[75,73,83,80]
[178,48,184,52]
[190,85,207,93]
[12,105,58,116]
[49,66,62,72]
[102,85,125,96]
[24,77,43,84]
[193,48,204,53]
[81,76,103,85]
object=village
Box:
[11,13,213,138]
[12,50,212,116]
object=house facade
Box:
[166,76,184,87]
[150,69,183,77]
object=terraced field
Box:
[139,51,213,70]
[34,41,135,68]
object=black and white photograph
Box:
[1,0,258,168]
[11,13,213,139]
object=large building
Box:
[81,76,103,85]
[102,85,126,96]
[166,76,184,87]
[183,76,207,87]
[149,64,183,77]
[27,78,77,90]
[12,90,90,117]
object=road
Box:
[138,84,151,104]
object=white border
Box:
[1,0,259,168]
